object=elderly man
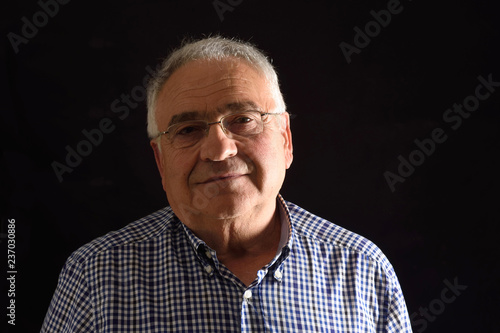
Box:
[42,36,412,332]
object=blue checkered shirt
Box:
[42,196,412,332]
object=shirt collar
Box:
[179,217,208,255]
[276,194,293,254]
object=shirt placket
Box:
[241,270,268,332]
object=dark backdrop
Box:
[2,0,499,332]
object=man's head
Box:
[147,36,293,224]
[146,37,286,139]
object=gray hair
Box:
[146,36,286,139]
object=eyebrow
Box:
[222,101,261,113]
[168,111,201,127]
[167,101,262,127]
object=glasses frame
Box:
[156,111,283,148]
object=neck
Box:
[182,201,282,285]
[188,202,281,255]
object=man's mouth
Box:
[198,173,244,184]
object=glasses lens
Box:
[165,111,265,148]
[223,111,263,136]
[169,121,207,148]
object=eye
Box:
[178,126,197,135]
[227,112,258,125]
[173,123,205,136]
[233,116,254,124]
[224,112,262,136]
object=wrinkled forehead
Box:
[160,58,268,96]
[155,59,275,126]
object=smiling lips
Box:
[198,173,245,184]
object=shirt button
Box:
[205,250,212,259]
[243,290,252,300]
[205,266,213,274]
[274,270,283,279]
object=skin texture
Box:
[150,58,293,285]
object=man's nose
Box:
[199,122,238,161]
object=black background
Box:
[2,0,499,332]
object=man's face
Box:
[151,59,293,222]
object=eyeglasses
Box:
[157,110,283,149]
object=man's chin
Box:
[187,194,252,219]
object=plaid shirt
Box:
[42,196,412,332]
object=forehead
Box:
[155,59,274,124]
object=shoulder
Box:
[41,207,177,332]
[66,206,176,267]
[286,200,394,275]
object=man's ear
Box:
[150,139,165,177]
[281,113,293,169]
